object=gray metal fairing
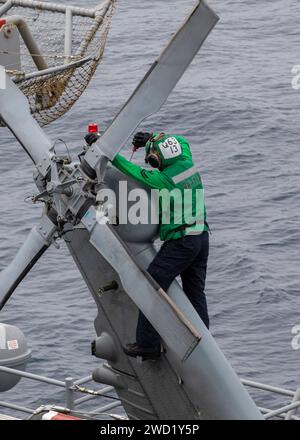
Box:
[66,168,200,420]
[66,234,200,420]
[66,168,263,420]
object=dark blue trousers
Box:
[136,232,210,349]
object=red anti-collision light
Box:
[88,123,99,134]
[0,19,6,28]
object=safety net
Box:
[0,0,116,126]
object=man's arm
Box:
[112,154,167,189]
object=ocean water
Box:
[1,0,300,418]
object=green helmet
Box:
[145,133,192,170]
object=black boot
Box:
[123,343,161,360]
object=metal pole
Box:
[265,400,300,420]
[241,379,295,397]
[0,65,5,90]
[286,387,300,420]
[65,377,75,410]
[73,375,93,386]
[64,7,73,64]
[0,0,102,18]
[76,0,113,58]
[259,407,300,420]
[5,16,48,70]
[0,0,12,17]
[0,401,34,414]
[74,386,114,405]
[12,56,92,83]
[89,401,122,415]
[0,366,65,387]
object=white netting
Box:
[0,0,116,126]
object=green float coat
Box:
[112,135,208,241]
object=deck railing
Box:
[241,378,300,420]
[0,365,124,420]
[0,365,299,420]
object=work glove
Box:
[85,133,100,146]
[132,132,152,152]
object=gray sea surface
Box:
[1,0,300,418]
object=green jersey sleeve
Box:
[112,154,168,190]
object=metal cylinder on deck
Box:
[0,323,31,392]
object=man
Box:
[110,132,210,360]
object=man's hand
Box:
[132,132,152,152]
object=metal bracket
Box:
[36,214,58,244]
[98,281,119,296]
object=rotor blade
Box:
[0,215,57,311]
[80,208,263,420]
[84,0,219,166]
[82,207,201,361]
[0,72,53,177]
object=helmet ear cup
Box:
[145,139,161,169]
[147,153,160,169]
